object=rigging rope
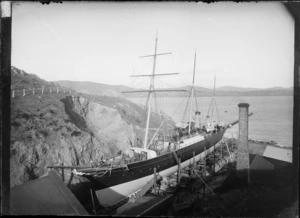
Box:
[171,96,187,119]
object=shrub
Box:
[11,121,21,127]
[71,131,81,137]
[40,130,48,137]
[49,109,56,114]
[21,112,30,119]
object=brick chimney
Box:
[236,103,250,183]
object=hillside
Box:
[11,66,56,89]
[54,80,134,98]
[54,80,293,97]
[10,66,175,194]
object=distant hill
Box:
[55,80,293,97]
[211,86,293,96]
[53,80,293,97]
[216,86,261,92]
[12,65,292,97]
[214,86,293,96]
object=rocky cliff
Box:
[10,67,175,190]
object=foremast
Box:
[123,36,186,149]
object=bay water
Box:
[128,96,293,148]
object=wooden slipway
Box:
[10,170,88,215]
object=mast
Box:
[123,36,186,149]
[143,37,158,149]
[206,73,220,124]
[188,51,197,135]
[211,73,216,123]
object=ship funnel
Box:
[195,111,201,129]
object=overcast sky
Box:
[12,2,294,89]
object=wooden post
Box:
[193,151,195,165]
[221,141,223,159]
[190,151,195,177]
[203,146,206,197]
[213,144,216,175]
[226,141,233,162]
[23,89,25,96]
[12,89,14,98]
[177,158,181,184]
[42,86,44,94]
[90,189,96,215]
[153,168,157,194]
[60,162,64,182]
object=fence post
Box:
[221,141,223,159]
[42,86,44,94]
[50,86,52,94]
[12,89,15,98]
[23,89,25,96]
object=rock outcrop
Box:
[64,95,137,154]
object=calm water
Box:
[128,96,293,148]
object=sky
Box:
[12,2,294,89]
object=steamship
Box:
[49,37,240,207]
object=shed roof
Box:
[250,154,275,170]
[263,145,292,163]
[10,170,88,215]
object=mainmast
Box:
[143,37,158,149]
[188,51,197,135]
[123,36,186,149]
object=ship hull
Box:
[84,128,226,207]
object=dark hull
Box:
[84,128,226,191]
